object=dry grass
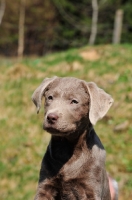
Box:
[0,44,132,199]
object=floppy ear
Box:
[32,76,57,113]
[85,82,114,125]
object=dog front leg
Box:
[34,180,57,200]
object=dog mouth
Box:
[43,123,76,136]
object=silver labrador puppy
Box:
[32,76,117,200]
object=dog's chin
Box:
[43,124,76,136]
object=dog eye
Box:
[48,95,53,100]
[71,99,78,104]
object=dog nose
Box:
[47,113,58,124]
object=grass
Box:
[0,44,132,200]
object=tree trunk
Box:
[112,9,123,44]
[18,0,26,58]
[89,0,98,45]
[0,0,5,25]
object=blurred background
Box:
[0,0,132,57]
[0,0,132,200]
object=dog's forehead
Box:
[49,77,84,91]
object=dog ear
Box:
[85,82,114,125]
[32,76,57,113]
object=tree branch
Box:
[89,0,98,45]
[0,0,5,25]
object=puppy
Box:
[32,76,116,200]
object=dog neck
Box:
[47,125,93,171]
[50,129,88,158]
[63,120,92,143]
[39,125,104,182]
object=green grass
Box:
[0,44,132,199]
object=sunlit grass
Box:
[0,44,132,199]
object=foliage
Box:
[0,0,132,55]
[0,44,132,199]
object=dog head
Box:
[32,77,113,136]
